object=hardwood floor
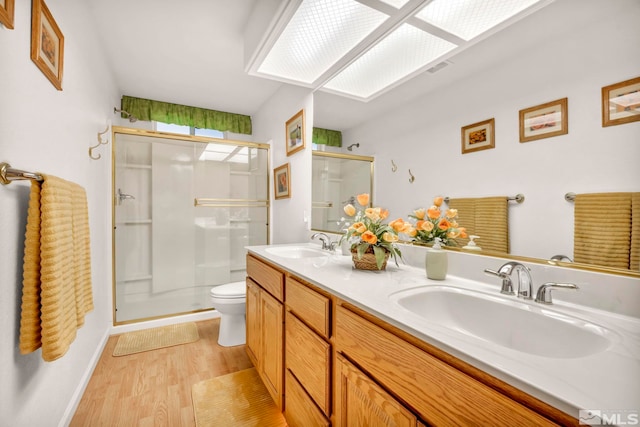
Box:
[70,319,254,426]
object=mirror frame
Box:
[311,150,374,234]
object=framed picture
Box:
[461,118,495,154]
[602,76,640,127]
[31,0,64,90]
[0,0,15,29]
[519,97,568,142]
[285,109,305,156]
[274,163,291,200]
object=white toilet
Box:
[209,281,246,347]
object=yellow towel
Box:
[19,175,94,361]
[447,197,509,253]
[574,193,632,270]
[631,193,640,272]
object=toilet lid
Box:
[210,281,246,299]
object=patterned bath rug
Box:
[113,322,199,356]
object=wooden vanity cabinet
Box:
[245,255,284,410]
[284,276,332,426]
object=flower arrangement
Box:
[408,196,467,246]
[341,193,402,270]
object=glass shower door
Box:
[113,131,269,324]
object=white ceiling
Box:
[86,0,607,132]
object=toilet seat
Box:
[210,281,245,299]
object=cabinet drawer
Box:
[247,254,284,301]
[285,311,331,415]
[336,306,558,426]
[286,277,330,338]
[284,370,330,427]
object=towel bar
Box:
[444,193,525,204]
[0,162,43,185]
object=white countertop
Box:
[247,243,640,418]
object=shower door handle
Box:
[117,188,135,205]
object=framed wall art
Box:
[31,0,64,90]
[0,0,15,29]
[285,109,305,156]
[602,76,640,127]
[519,97,568,142]
[461,118,495,154]
[274,163,291,200]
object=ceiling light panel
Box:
[415,0,542,41]
[323,23,456,99]
[257,0,388,84]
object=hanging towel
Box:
[631,193,640,272]
[447,196,509,253]
[574,192,632,270]
[19,175,94,361]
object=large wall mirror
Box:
[311,151,374,234]
[312,0,640,278]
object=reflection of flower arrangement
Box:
[340,193,402,270]
[407,196,467,246]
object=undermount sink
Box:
[390,286,616,359]
[264,245,329,259]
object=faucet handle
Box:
[484,268,514,295]
[535,282,579,304]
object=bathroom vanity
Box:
[245,244,640,426]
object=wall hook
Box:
[408,169,415,183]
[89,125,110,160]
[391,160,397,172]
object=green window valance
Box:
[121,95,252,135]
[312,127,342,147]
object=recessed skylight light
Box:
[323,23,456,99]
[257,0,388,84]
[414,0,542,41]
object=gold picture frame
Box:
[602,76,640,127]
[461,118,495,154]
[519,97,568,143]
[0,0,15,29]
[285,109,305,156]
[31,0,64,90]
[274,163,291,200]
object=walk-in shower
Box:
[112,128,269,323]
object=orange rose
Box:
[420,221,434,232]
[380,208,389,220]
[344,204,356,216]
[458,227,468,238]
[382,232,398,243]
[389,218,405,232]
[438,218,451,230]
[351,222,366,234]
[427,207,441,220]
[356,193,370,206]
[445,208,457,219]
[433,196,444,207]
[447,229,460,239]
[413,208,426,220]
[365,207,380,221]
[361,230,377,244]
[404,226,417,237]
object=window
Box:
[155,121,224,138]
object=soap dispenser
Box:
[462,235,482,251]
[426,237,448,280]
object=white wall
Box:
[0,0,118,425]
[345,0,640,261]
[252,85,314,244]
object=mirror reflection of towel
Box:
[574,192,638,270]
[447,197,509,253]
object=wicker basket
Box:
[351,250,390,271]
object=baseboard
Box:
[58,327,111,427]
[111,310,219,335]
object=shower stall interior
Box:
[112,129,269,323]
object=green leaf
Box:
[373,245,387,270]
[356,243,368,259]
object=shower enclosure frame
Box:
[111,126,271,325]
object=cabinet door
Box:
[335,354,417,427]
[245,279,261,367]
[261,290,284,410]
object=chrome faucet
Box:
[310,232,335,251]
[550,254,573,263]
[484,262,533,299]
[535,282,579,304]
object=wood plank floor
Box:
[70,319,254,427]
